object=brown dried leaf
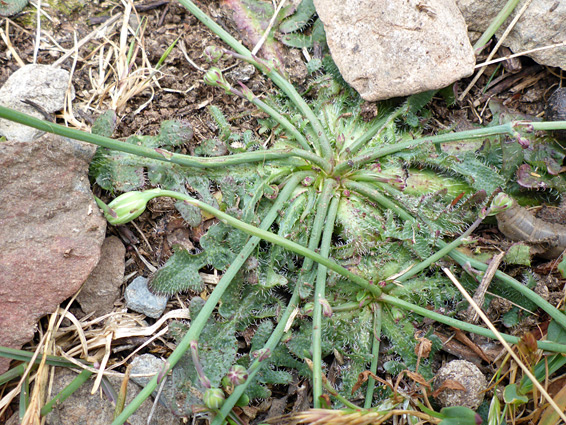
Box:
[432,379,466,398]
[351,370,380,394]
[415,337,432,358]
[405,370,430,389]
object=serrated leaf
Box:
[279,32,312,48]
[278,0,315,33]
[405,90,436,114]
[149,248,206,294]
[500,137,524,180]
[91,110,117,137]
[501,308,520,328]
[158,120,193,146]
[200,223,237,270]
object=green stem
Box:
[111,173,306,425]
[343,180,414,223]
[380,294,566,353]
[473,0,522,52]
[528,121,566,131]
[337,120,566,175]
[229,85,313,154]
[312,193,340,407]
[330,300,372,313]
[335,123,510,175]
[212,287,302,425]
[320,380,361,410]
[364,303,382,409]
[176,0,333,160]
[344,105,406,157]
[302,179,337,272]
[397,213,486,282]
[445,243,566,332]
[174,191,380,296]
[40,370,93,416]
[0,105,311,169]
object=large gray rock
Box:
[314,0,475,101]
[0,64,73,142]
[0,133,106,373]
[77,236,126,316]
[46,368,181,425]
[456,0,566,70]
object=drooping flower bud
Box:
[203,387,225,409]
[488,192,514,216]
[203,67,231,93]
[190,340,212,389]
[319,298,333,318]
[100,188,163,225]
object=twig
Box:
[33,0,41,64]
[459,0,533,102]
[251,0,287,55]
[466,250,506,323]
[178,39,205,72]
[0,21,25,67]
[474,40,566,70]
[52,13,123,67]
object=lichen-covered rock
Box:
[434,360,487,409]
[76,236,126,316]
[0,133,106,373]
[314,0,475,101]
[0,64,73,142]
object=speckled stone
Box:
[124,276,169,319]
[434,359,487,409]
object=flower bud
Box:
[101,189,163,225]
[203,46,224,63]
[302,302,314,316]
[390,307,405,323]
[252,348,271,362]
[488,193,514,216]
[203,67,231,93]
[319,298,333,318]
[224,365,248,387]
[203,388,225,409]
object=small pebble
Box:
[124,276,168,319]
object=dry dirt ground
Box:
[1,0,566,423]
